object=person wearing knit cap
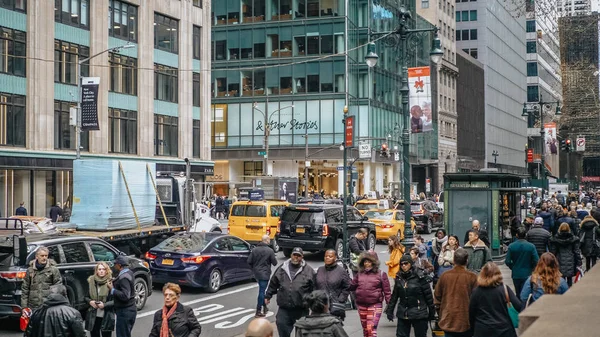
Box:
[526,217,552,258]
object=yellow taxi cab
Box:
[354,199,392,215]
[228,199,289,251]
[363,209,416,241]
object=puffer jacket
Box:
[148,303,202,337]
[579,216,600,258]
[348,254,391,306]
[294,314,349,337]
[315,264,351,304]
[549,232,582,278]
[526,225,552,258]
[266,259,315,309]
[386,268,434,320]
[21,259,62,309]
[538,211,554,232]
[557,216,577,236]
[464,239,492,273]
[24,293,86,337]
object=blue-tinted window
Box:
[154,13,178,54]
[0,0,25,12]
[461,11,468,21]
[526,41,537,53]
[527,62,538,76]
[470,29,477,40]
[470,10,477,21]
[526,20,536,32]
[456,11,460,21]
[527,85,539,102]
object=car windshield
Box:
[281,210,325,223]
[154,234,208,253]
[230,205,267,217]
[0,245,13,269]
[410,203,422,211]
[364,211,393,220]
[355,203,378,210]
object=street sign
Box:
[576,137,585,152]
[258,151,266,155]
[394,152,399,161]
[345,116,355,147]
[337,166,357,171]
[426,178,431,193]
[359,143,371,159]
[81,77,101,131]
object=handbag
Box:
[324,267,348,315]
[503,284,519,328]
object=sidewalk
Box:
[237,264,514,337]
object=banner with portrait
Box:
[408,67,433,133]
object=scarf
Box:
[88,274,111,302]
[160,302,178,337]
[35,260,46,271]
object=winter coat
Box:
[469,284,522,337]
[385,247,405,278]
[464,228,490,248]
[549,232,582,277]
[49,206,63,222]
[24,293,86,337]
[349,254,391,307]
[84,280,115,332]
[386,268,434,320]
[348,236,366,255]
[519,276,569,303]
[266,259,315,309]
[557,216,577,236]
[15,206,27,216]
[148,303,202,337]
[577,209,590,221]
[464,239,492,273]
[315,264,351,305]
[504,239,539,280]
[526,225,551,258]
[112,269,136,310]
[433,265,477,333]
[413,258,434,275]
[247,242,277,280]
[579,216,600,258]
[431,236,448,257]
[21,259,62,309]
[538,210,554,232]
[294,314,349,337]
[437,242,458,268]
[415,243,428,259]
[215,197,224,212]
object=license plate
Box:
[161,259,174,265]
[296,227,305,233]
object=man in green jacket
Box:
[464,230,492,273]
[21,246,62,311]
[505,227,539,297]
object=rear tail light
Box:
[382,223,394,229]
[277,220,281,233]
[266,225,271,236]
[0,271,26,280]
[144,252,157,260]
[181,256,211,264]
[322,224,329,236]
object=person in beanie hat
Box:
[108,255,136,337]
[349,251,391,337]
[386,254,435,337]
[526,217,551,258]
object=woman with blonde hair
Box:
[85,262,115,337]
[385,235,405,278]
[520,252,569,303]
[468,262,522,337]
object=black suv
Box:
[276,204,377,259]
[411,200,444,234]
[0,233,152,319]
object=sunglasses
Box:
[400,262,411,266]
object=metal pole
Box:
[400,33,414,249]
[76,61,82,159]
[263,95,269,176]
[304,127,309,198]
[342,109,349,265]
[539,94,545,200]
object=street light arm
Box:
[306,142,344,158]
[79,43,134,65]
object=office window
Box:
[422,0,429,8]
[109,0,137,42]
[54,100,88,150]
[193,120,200,158]
[470,29,477,40]
[244,161,263,176]
[307,36,319,55]
[461,11,468,21]
[154,13,178,54]
[55,0,89,29]
[461,30,469,40]
[109,53,137,95]
[154,115,178,156]
[0,27,26,77]
[0,93,25,147]
[470,10,477,21]
[321,36,333,54]
[456,30,461,41]
[526,41,536,53]
[109,108,137,154]
[193,0,202,7]
[193,72,200,107]
[54,40,89,85]
[154,64,178,103]
[526,20,536,32]
[470,49,478,59]
[527,62,538,76]
[456,11,460,21]
[307,75,319,92]
[0,0,25,12]
[193,25,201,60]
[527,85,539,102]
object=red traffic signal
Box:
[526,149,533,163]
[565,139,571,145]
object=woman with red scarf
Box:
[149,283,201,337]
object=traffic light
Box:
[380,143,389,158]
[565,139,571,152]
[561,140,568,152]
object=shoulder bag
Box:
[324,268,347,315]
[503,284,519,328]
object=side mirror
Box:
[362,216,368,221]
[13,235,27,266]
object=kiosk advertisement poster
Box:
[279,180,297,203]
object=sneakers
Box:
[263,304,269,315]
[255,309,265,318]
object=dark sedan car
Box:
[145,232,254,292]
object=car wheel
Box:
[335,239,344,260]
[206,269,222,293]
[282,248,293,258]
[367,233,376,250]
[134,277,148,310]
[425,219,433,234]
[271,238,280,252]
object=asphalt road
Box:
[0,230,435,337]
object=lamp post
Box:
[492,150,499,166]
[365,7,443,249]
[522,94,561,200]
[341,105,350,264]
[252,103,294,176]
[76,43,134,159]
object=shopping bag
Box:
[574,267,584,283]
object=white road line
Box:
[136,284,258,318]
[196,307,247,322]
[198,309,256,324]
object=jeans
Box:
[512,278,527,298]
[565,276,573,287]
[586,256,597,271]
[275,308,305,337]
[115,308,136,337]
[395,319,428,337]
[91,317,113,337]
[256,279,269,310]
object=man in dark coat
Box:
[21,246,62,311]
[505,227,539,296]
[348,229,367,271]
[464,220,489,247]
[464,230,492,273]
[16,202,27,216]
[579,215,600,271]
[247,235,278,317]
[526,217,551,258]
[537,204,554,233]
[24,285,86,337]
[108,256,136,337]
[265,247,315,337]
[557,210,577,236]
[49,202,63,222]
